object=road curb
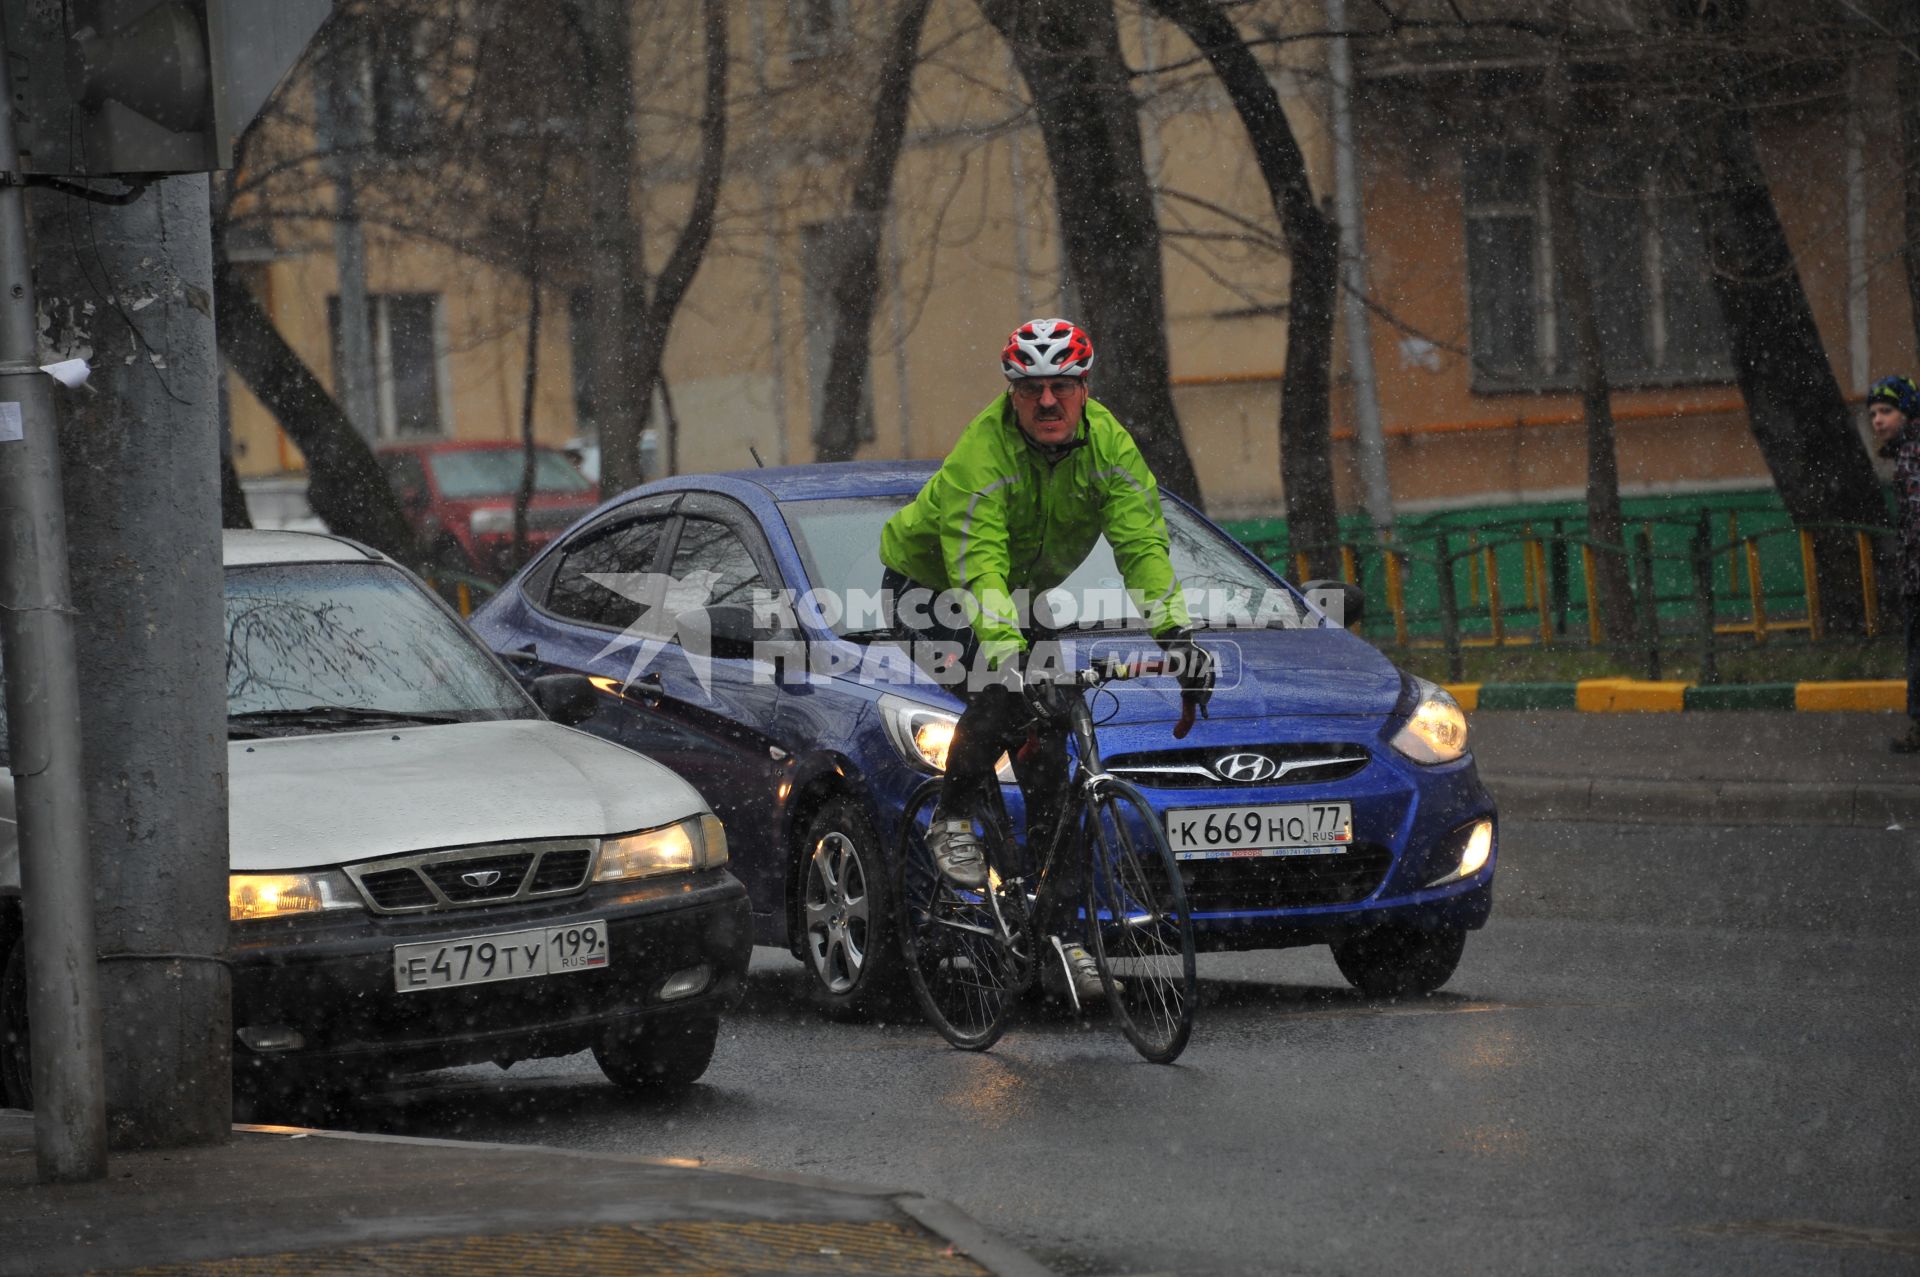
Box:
[896,1196,1058,1277]
[225,1125,1056,1276]
[1487,775,1913,828]
[1447,678,1907,713]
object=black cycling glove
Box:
[1156,628,1215,716]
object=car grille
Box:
[1171,843,1394,913]
[345,840,598,914]
[1107,743,1370,789]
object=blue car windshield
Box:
[778,495,1293,637]
[225,562,536,726]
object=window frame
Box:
[534,497,681,633]
[328,292,451,441]
[1461,138,1732,395]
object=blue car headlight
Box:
[878,693,1014,780]
[1390,677,1469,765]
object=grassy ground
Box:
[1391,635,1905,686]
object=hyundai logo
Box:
[460,870,504,889]
[1213,752,1277,783]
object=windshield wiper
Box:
[228,705,465,735]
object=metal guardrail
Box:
[1244,506,1900,682]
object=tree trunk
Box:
[815,0,935,463]
[1143,0,1339,570]
[211,261,419,562]
[1687,102,1885,633]
[624,0,729,482]
[976,0,1201,504]
[583,0,646,494]
[513,275,544,571]
[1899,14,1920,360]
[1542,59,1637,642]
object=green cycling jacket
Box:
[879,393,1189,667]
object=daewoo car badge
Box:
[461,870,503,889]
[1214,753,1278,783]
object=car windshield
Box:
[225,561,537,732]
[427,449,593,499]
[778,494,1297,637]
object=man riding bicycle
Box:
[879,318,1213,1000]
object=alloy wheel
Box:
[803,830,871,994]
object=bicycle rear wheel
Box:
[1083,778,1197,1063]
[893,780,1033,1051]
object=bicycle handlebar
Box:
[1072,657,1205,738]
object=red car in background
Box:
[377,441,599,579]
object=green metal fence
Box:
[1222,488,1902,681]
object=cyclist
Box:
[880,317,1213,1000]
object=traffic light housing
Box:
[2,0,333,176]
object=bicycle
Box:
[891,656,1200,1064]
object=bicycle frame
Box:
[976,683,1122,955]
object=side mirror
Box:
[1301,580,1366,627]
[531,673,599,727]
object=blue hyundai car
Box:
[470,462,1496,1017]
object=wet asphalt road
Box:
[290,820,1920,1276]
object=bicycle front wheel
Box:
[893,780,1032,1051]
[1083,778,1197,1063]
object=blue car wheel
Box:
[797,796,907,1018]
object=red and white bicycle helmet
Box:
[1001,317,1094,381]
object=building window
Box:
[1462,142,1730,391]
[328,293,448,439]
[791,0,853,58]
[801,220,877,447]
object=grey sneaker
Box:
[1043,939,1116,1004]
[926,819,988,889]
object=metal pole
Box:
[34,169,231,1150]
[0,31,109,1183]
[1327,0,1393,534]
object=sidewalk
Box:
[0,1112,1050,1277]
[1467,709,1919,827]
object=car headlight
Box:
[469,507,513,536]
[595,814,729,882]
[1390,677,1469,765]
[229,871,364,922]
[1426,818,1494,887]
[878,693,1014,780]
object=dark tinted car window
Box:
[546,518,670,629]
[0,643,8,765]
[668,518,766,612]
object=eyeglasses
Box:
[1010,378,1086,401]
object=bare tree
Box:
[1664,0,1887,632]
[1142,0,1341,570]
[1541,48,1637,640]
[976,0,1202,503]
[815,0,937,464]
[628,0,730,485]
